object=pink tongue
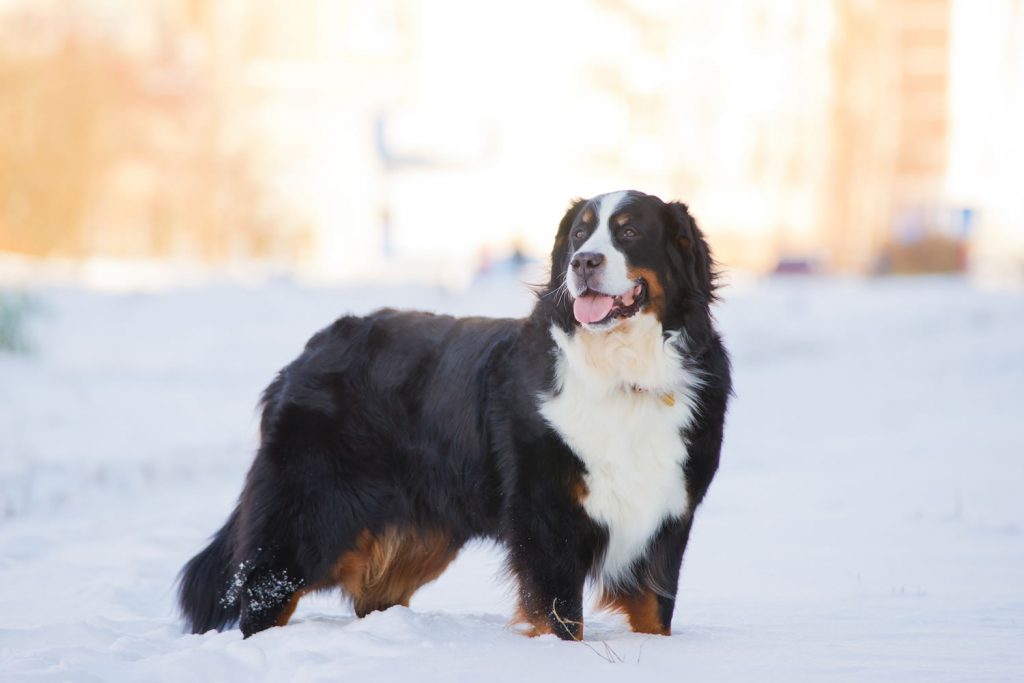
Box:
[573,293,615,324]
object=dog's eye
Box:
[573,228,587,240]
[620,226,638,239]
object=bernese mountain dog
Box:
[179,190,731,641]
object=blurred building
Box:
[0,0,1021,282]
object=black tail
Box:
[178,508,240,634]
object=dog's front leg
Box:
[507,504,593,640]
[515,559,586,640]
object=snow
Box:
[1,275,1022,681]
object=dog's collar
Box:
[627,384,676,407]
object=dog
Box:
[179,190,731,640]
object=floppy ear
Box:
[667,201,718,303]
[547,198,586,289]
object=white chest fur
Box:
[538,314,701,584]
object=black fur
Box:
[179,190,731,640]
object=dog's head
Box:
[546,190,716,332]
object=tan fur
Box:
[571,477,589,503]
[599,588,670,635]
[510,604,583,640]
[628,266,667,320]
[511,605,555,637]
[274,587,313,627]
[331,527,458,617]
[556,311,682,396]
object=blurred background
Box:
[1,0,1022,289]
[2,4,1024,677]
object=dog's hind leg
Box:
[231,454,351,635]
[232,399,388,636]
[231,474,321,637]
[233,517,346,636]
[237,557,308,636]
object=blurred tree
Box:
[0,2,309,264]
[0,34,120,255]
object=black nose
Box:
[571,252,605,278]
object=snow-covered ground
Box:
[1,275,1022,682]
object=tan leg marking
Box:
[599,588,670,635]
[510,603,583,640]
[274,587,314,627]
[333,527,459,617]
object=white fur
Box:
[538,313,701,586]
[566,191,634,298]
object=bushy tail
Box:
[178,509,241,634]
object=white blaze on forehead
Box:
[568,191,633,296]
[595,191,628,237]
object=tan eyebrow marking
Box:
[582,208,595,224]
[615,213,631,227]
